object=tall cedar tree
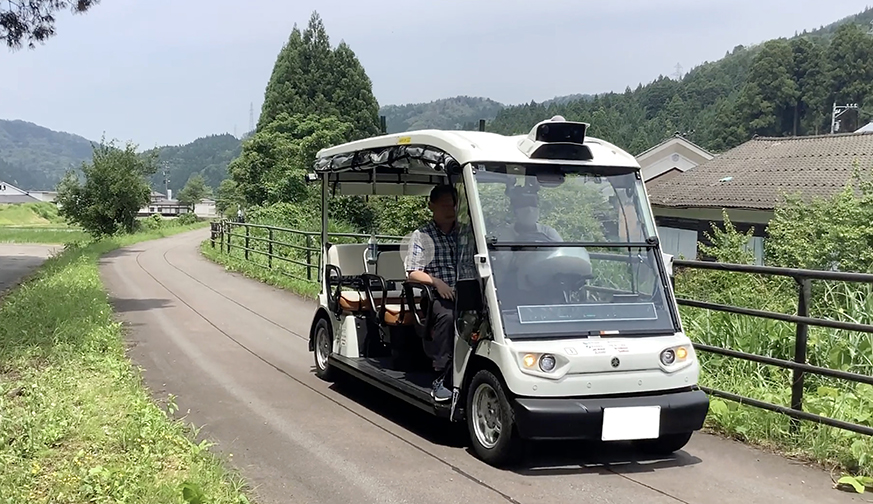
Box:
[257,12,380,140]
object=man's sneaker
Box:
[432,376,452,402]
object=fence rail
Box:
[209,220,873,436]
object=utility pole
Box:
[831,102,859,133]
[249,102,255,132]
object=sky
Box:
[1,0,871,149]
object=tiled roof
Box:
[646,132,873,209]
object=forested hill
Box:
[145,134,241,193]
[377,94,595,134]
[0,119,94,190]
[0,117,241,192]
[487,7,873,156]
[379,96,505,133]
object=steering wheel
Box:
[516,247,593,301]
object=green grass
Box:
[0,202,67,227]
[0,227,90,244]
[199,239,319,300]
[0,222,252,504]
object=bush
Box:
[56,139,156,238]
[176,212,199,225]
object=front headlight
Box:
[660,344,692,370]
[518,352,564,377]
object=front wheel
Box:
[466,369,522,467]
[313,318,335,381]
[632,431,693,455]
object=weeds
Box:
[0,222,251,504]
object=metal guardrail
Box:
[209,220,873,436]
[209,220,402,283]
[673,258,873,436]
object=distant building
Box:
[646,132,873,264]
[139,188,189,217]
[194,198,217,217]
[0,179,41,204]
[636,134,715,184]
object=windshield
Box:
[473,162,677,338]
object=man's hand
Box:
[432,277,455,300]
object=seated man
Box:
[493,190,565,307]
[495,190,562,243]
[405,184,458,402]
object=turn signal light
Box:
[523,354,537,368]
[676,346,688,360]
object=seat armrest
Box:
[360,273,388,320]
[403,280,435,340]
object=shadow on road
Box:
[326,370,702,474]
[108,296,173,313]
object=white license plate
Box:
[601,405,661,441]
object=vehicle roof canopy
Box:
[310,118,641,196]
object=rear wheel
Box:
[633,431,693,455]
[313,318,335,381]
[466,369,522,467]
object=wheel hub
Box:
[316,327,329,369]
[472,384,502,449]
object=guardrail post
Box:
[268,228,273,269]
[245,225,250,261]
[790,277,811,433]
[227,222,232,254]
[306,234,312,281]
[210,222,216,248]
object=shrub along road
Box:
[99,228,864,504]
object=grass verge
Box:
[0,227,90,244]
[199,240,319,300]
[0,221,252,504]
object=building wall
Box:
[652,206,773,265]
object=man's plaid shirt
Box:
[405,220,460,289]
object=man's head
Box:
[511,192,539,228]
[428,184,457,228]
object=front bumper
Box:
[512,387,709,440]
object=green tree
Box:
[177,173,212,210]
[55,139,156,237]
[736,39,799,137]
[215,178,244,216]
[257,11,380,140]
[2,0,100,50]
[228,113,353,207]
[765,165,873,272]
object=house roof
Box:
[635,134,715,163]
[646,132,873,210]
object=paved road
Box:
[0,244,61,295]
[98,228,863,504]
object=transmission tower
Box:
[249,102,254,132]
[673,63,683,80]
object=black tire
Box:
[633,431,693,455]
[466,369,522,467]
[313,318,335,382]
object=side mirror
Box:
[474,253,491,279]
[662,252,674,277]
